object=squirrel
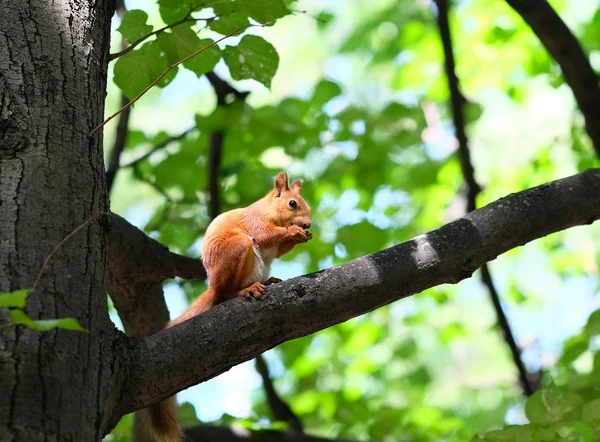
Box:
[141,171,313,442]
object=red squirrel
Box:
[141,171,312,441]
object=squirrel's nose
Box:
[303,222,312,229]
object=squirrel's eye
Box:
[289,200,297,209]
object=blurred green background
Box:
[103,0,600,440]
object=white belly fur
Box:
[240,239,277,288]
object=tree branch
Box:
[505,0,600,157]
[434,0,480,211]
[117,168,600,417]
[255,355,304,433]
[108,213,206,337]
[205,71,250,219]
[435,0,537,397]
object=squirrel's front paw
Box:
[239,282,266,299]
[288,225,311,243]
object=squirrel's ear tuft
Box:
[291,180,302,194]
[274,172,289,196]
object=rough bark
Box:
[108,213,206,337]
[115,168,600,417]
[505,0,600,157]
[0,1,121,441]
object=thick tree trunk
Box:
[0,1,118,441]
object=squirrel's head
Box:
[267,171,312,230]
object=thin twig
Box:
[109,15,218,61]
[289,9,328,24]
[434,0,536,396]
[505,0,600,158]
[205,71,250,103]
[29,211,111,297]
[255,354,304,432]
[90,22,271,136]
[481,265,536,396]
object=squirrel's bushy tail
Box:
[168,287,217,327]
[139,396,182,442]
[140,288,217,441]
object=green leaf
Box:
[178,402,201,427]
[235,0,290,23]
[223,35,279,88]
[113,41,177,99]
[310,80,342,107]
[208,10,250,35]
[157,0,198,23]
[0,289,29,308]
[585,310,600,336]
[560,333,589,364]
[475,424,539,441]
[525,386,583,424]
[195,107,228,132]
[463,100,483,125]
[151,134,206,200]
[117,10,153,42]
[157,25,221,77]
[316,11,334,30]
[582,398,600,422]
[8,310,87,332]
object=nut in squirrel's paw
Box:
[288,225,312,243]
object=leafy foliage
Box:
[104,0,600,441]
[223,35,280,88]
[117,10,153,42]
[0,289,28,308]
[111,0,290,100]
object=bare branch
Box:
[205,71,250,219]
[109,212,206,286]
[434,0,537,396]
[116,169,600,417]
[505,0,600,157]
[108,213,206,337]
[205,71,251,103]
[434,0,480,210]
[255,355,304,433]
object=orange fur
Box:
[144,172,312,441]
